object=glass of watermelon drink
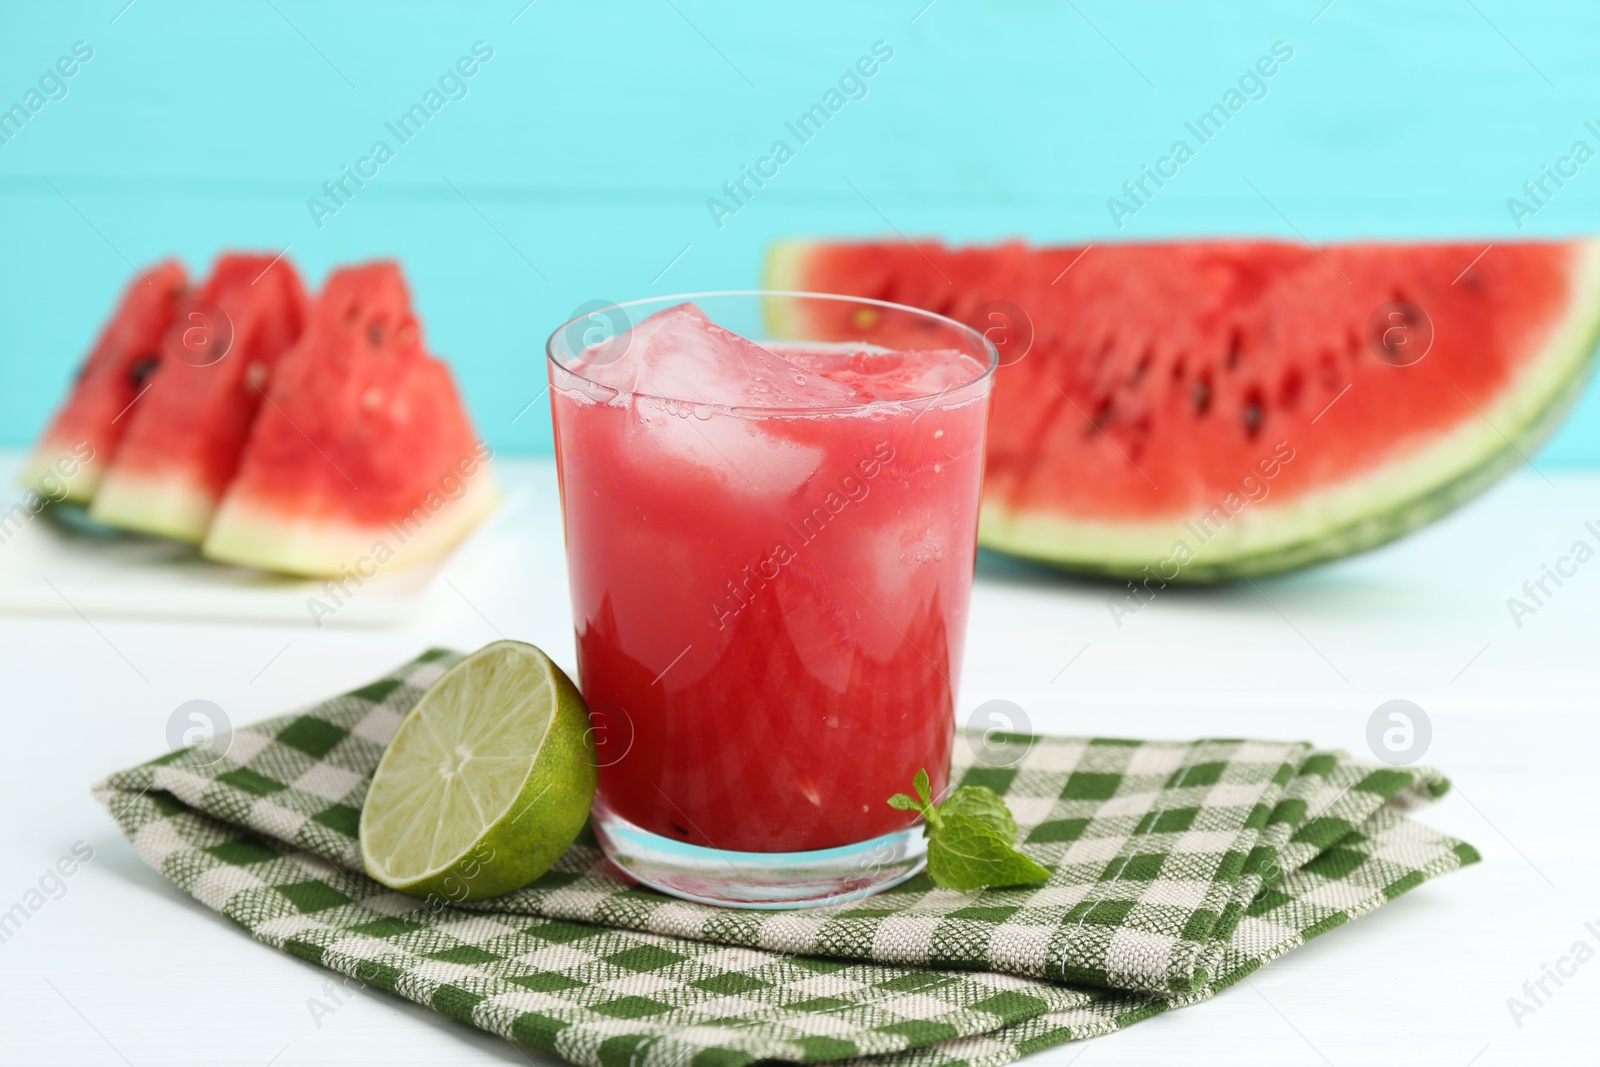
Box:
[546,292,996,908]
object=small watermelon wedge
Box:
[88,252,309,542]
[19,261,187,503]
[202,262,497,577]
[767,238,1600,581]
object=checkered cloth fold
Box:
[95,650,1478,1067]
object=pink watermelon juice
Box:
[548,299,993,854]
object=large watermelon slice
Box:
[19,261,187,503]
[767,238,1600,580]
[88,252,309,542]
[202,262,497,577]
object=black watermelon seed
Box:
[1191,378,1212,415]
[1130,348,1152,386]
[127,355,159,388]
[1243,400,1263,437]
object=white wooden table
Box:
[1,456,1595,1066]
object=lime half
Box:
[359,640,596,902]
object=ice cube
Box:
[626,402,824,498]
[770,344,987,402]
[573,304,858,410]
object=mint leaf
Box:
[886,771,1049,893]
[927,812,1052,892]
[940,786,1018,841]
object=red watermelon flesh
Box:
[89,253,309,542]
[20,261,187,504]
[767,238,1600,579]
[202,262,498,577]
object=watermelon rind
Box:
[16,438,100,506]
[200,469,500,579]
[760,255,814,342]
[84,472,215,544]
[765,239,1600,582]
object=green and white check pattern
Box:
[95,650,1478,1067]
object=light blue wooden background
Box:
[5,1,1600,463]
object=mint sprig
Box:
[888,769,1051,892]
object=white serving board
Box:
[0,482,525,627]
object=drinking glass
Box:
[546,291,996,908]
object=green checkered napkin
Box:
[95,650,1478,1067]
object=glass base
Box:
[592,803,927,909]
